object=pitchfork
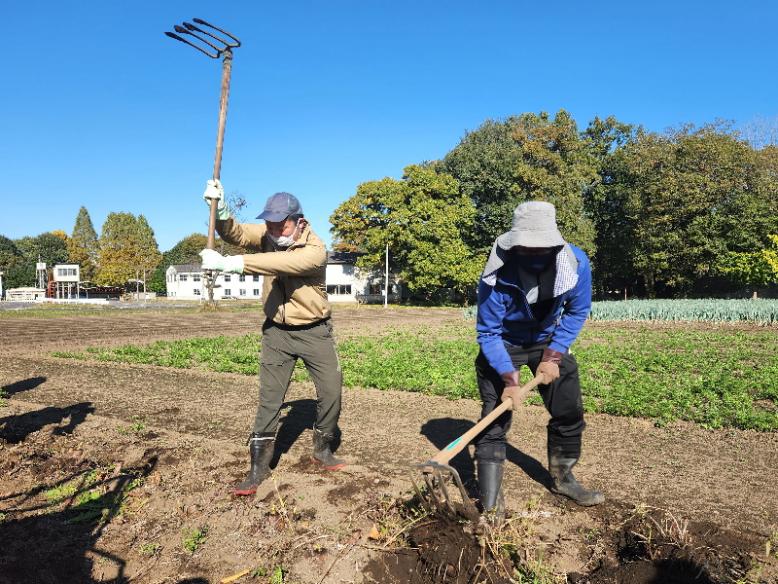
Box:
[411,374,545,520]
[165,18,241,306]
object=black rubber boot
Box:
[548,451,605,507]
[477,459,505,520]
[311,428,346,471]
[232,433,274,497]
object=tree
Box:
[14,232,69,270]
[96,213,161,286]
[442,110,598,256]
[593,124,778,296]
[715,235,778,296]
[0,235,20,270]
[331,165,482,302]
[68,207,99,282]
[147,233,208,293]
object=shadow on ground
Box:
[0,402,95,444]
[1,376,47,396]
[0,455,159,584]
[420,417,553,491]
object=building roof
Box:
[327,251,361,265]
[168,264,202,273]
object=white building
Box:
[166,253,400,304]
[166,264,264,300]
[51,264,81,299]
[6,287,47,301]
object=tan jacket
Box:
[215,217,330,326]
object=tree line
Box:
[331,111,778,300]
[0,209,247,294]
[0,209,162,291]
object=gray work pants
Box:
[253,319,343,437]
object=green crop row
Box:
[462,298,778,324]
[54,325,778,431]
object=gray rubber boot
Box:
[311,428,346,470]
[477,460,505,520]
[232,433,274,497]
[548,453,605,507]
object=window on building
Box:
[180,274,188,282]
[224,274,231,282]
[327,284,352,295]
[193,289,201,296]
[253,275,260,282]
[193,274,201,282]
[239,275,246,282]
[239,289,246,296]
[253,289,260,296]
[224,289,232,297]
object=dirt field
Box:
[1,306,776,583]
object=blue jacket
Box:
[476,244,592,375]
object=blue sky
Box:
[3,1,776,251]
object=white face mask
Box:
[269,219,302,248]
[269,233,296,247]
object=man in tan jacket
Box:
[199,180,345,496]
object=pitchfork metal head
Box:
[165,18,241,59]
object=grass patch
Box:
[54,325,778,431]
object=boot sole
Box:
[232,486,258,497]
[310,457,346,471]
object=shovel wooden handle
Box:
[430,374,545,466]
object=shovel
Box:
[411,374,545,520]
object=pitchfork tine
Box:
[164,31,219,59]
[192,18,241,47]
[183,22,234,49]
[174,25,224,55]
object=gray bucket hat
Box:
[496,201,565,249]
[256,192,303,222]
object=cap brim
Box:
[256,210,289,222]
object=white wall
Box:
[165,267,263,300]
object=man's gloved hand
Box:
[199,249,244,274]
[202,179,231,221]
[500,371,521,410]
[538,348,564,384]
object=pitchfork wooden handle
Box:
[430,374,545,466]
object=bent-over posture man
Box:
[199,180,345,496]
[475,201,603,516]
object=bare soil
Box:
[1,306,776,583]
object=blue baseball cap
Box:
[256,192,303,222]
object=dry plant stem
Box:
[381,514,433,549]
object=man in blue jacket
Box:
[475,201,604,515]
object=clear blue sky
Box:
[3,1,776,251]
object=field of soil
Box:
[1,305,776,583]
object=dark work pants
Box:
[253,319,343,437]
[474,342,585,464]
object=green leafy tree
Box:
[0,235,20,270]
[68,206,99,282]
[715,235,778,295]
[14,232,69,270]
[600,124,778,296]
[442,110,598,256]
[96,213,161,286]
[135,215,163,279]
[331,165,482,302]
[148,233,208,293]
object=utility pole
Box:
[384,243,389,309]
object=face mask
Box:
[269,233,295,247]
[516,250,557,274]
[269,219,302,248]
